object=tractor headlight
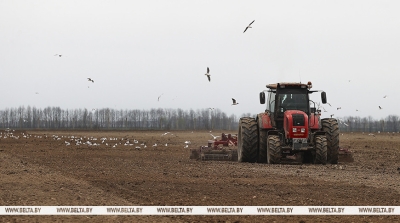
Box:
[293,128,297,132]
[301,128,305,133]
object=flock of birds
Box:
[52,20,256,108]
[0,128,233,150]
[53,19,387,123]
[318,91,389,125]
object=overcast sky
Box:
[1,1,399,120]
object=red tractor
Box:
[237,81,339,164]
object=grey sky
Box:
[1,1,399,119]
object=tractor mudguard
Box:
[257,113,273,129]
[309,113,321,130]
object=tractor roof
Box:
[266,82,312,89]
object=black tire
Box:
[237,117,258,163]
[257,129,268,163]
[321,118,339,164]
[267,135,281,164]
[314,135,327,165]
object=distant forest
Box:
[0,106,242,131]
[0,106,398,133]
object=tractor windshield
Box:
[276,90,309,114]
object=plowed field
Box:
[1,130,399,222]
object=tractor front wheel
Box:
[267,135,281,164]
[321,118,339,164]
[314,135,328,164]
[237,117,258,163]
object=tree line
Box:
[337,115,400,133]
[0,106,243,131]
[0,106,398,132]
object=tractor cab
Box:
[260,81,326,128]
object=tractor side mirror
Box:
[321,91,327,104]
[260,92,265,104]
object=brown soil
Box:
[0,130,399,222]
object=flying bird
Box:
[337,107,341,110]
[87,78,94,83]
[205,67,211,82]
[379,106,382,109]
[158,94,163,101]
[383,95,388,98]
[243,20,255,33]
[54,54,62,57]
[210,134,220,140]
[232,98,239,105]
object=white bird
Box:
[210,134,219,140]
[184,141,191,144]
[165,143,168,147]
[205,67,211,82]
[243,20,255,33]
[161,132,170,136]
[152,143,157,147]
[232,98,239,105]
[87,78,94,83]
[184,144,189,148]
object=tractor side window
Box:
[267,91,276,112]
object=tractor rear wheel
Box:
[237,117,258,162]
[314,135,327,164]
[257,129,268,163]
[321,118,339,164]
[267,135,281,164]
